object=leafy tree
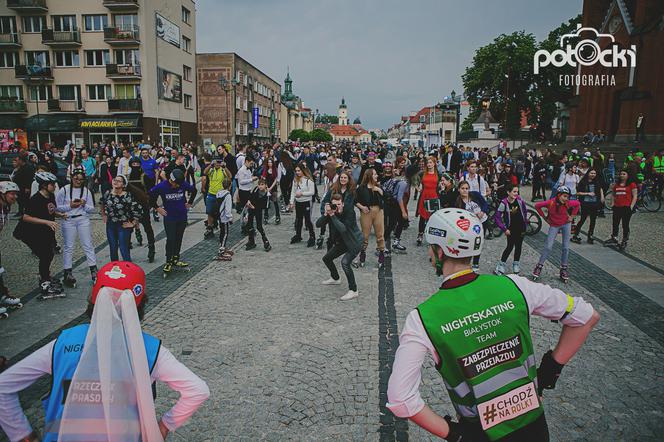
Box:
[370,131,378,141]
[289,129,310,142]
[310,128,332,142]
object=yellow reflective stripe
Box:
[565,294,575,314]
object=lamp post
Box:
[219,75,239,146]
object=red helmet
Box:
[91,261,146,306]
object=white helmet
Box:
[34,171,58,185]
[425,208,483,258]
[571,149,578,154]
[0,181,19,194]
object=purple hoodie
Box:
[494,196,528,232]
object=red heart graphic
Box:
[457,218,470,231]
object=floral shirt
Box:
[101,190,142,223]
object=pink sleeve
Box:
[569,200,581,216]
[534,200,547,218]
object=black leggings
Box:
[28,239,55,282]
[384,203,405,241]
[294,201,315,238]
[247,209,267,242]
[576,202,599,237]
[164,220,187,260]
[418,216,427,235]
[136,212,156,246]
[322,242,358,291]
[611,206,632,240]
[218,221,230,251]
[280,178,292,207]
[532,180,546,200]
[501,232,524,262]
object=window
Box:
[0,85,23,99]
[85,50,110,66]
[114,49,139,65]
[83,15,108,32]
[183,65,191,81]
[184,94,192,109]
[29,85,52,101]
[0,52,18,68]
[113,14,138,28]
[114,84,140,99]
[52,15,77,32]
[25,51,50,67]
[58,85,78,101]
[0,16,17,34]
[182,35,191,52]
[87,84,111,101]
[22,16,46,33]
[54,50,80,67]
[182,7,191,24]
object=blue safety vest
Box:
[41,323,161,441]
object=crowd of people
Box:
[0,139,662,312]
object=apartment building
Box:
[0,0,197,149]
[196,52,281,146]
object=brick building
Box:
[567,0,664,143]
[196,53,280,146]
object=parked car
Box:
[0,153,69,187]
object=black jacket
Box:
[316,208,362,254]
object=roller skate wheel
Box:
[0,312,8,319]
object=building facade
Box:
[326,98,370,143]
[196,52,281,147]
[566,0,664,143]
[279,71,313,142]
[0,0,197,149]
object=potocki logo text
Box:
[533,25,636,86]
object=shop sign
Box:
[80,118,139,129]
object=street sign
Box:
[270,111,276,133]
[253,107,259,129]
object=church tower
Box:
[338,97,348,126]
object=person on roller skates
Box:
[17,172,67,298]
[149,169,197,274]
[215,176,234,261]
[0,182,22,316]
[0,261,210,441]
[386,208,600,441]
[244,179,272,252]
[532,186,579,282]
[127,158,157,262]
[605,170,637,251]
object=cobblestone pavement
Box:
[2,192,663,441]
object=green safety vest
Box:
[637,161,645,182]
[654,156,664,174]
[417,274,543,441]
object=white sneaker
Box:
[472,265,480,273]
[340,290,358,301]
[322,278,341,285]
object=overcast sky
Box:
[196,0,581,130]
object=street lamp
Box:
[219,76,239,146]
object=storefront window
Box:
[159,119,180,147]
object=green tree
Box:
[462,31,538,138]
[370,131,378,141]
[289,129,310,142]
[310,128,332,142]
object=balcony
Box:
[41,29,81,47]
[0,99,27,114]
[102,0,138,11]
[47,99,85,113]
[15,65,53,81]
[0,33,21,47]
[108,98,142,113]
[7,0,48,13]
[106,63,141,80]
[103,25,139,45]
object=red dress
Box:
[417,171,439,220]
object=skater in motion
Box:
[605,170,637,250]
[493,184,528,275]
[127,158,157,262]
[0,261,210,441]
[244,178,272,252]
[150,169,197,275]
[55,168,98,287]
[387,208,600,441]
[382,162,410,254]
[0,182,22,317]
[532,186,580,282]
[17,172,67,299]
[215,176,234,261]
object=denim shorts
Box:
[205,193,219,215]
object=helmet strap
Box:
[433,245,445,276]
